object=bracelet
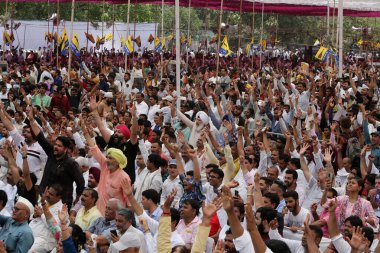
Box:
[247,194,253,196]
[22,156,27,159]
[162,211,171,215]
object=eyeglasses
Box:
[13,206,26,212]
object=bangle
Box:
[247,194,253,196]
[162,211,171,215]
[22,156,27,159]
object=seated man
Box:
[86,198,123,250]
[0,196,34,252]
[75,188,102,230]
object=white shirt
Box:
[160,176,184,209]
[233,230,254,253]
[202,182,222,204]
[135,169,162,203]
[0,208,10,217]
[301,177,324,212]
[0,182,17,214]
[29,200,63,251]
[284,207,313,228]
[147,104,161,122]
[136,101,149,117]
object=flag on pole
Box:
[3,31,14,46]
[154,37,162,52]
[105,33,113,42]
[85,32,95,43]
[167,34,174,42]
[133,35,141,47]
[71,32,81,57]
[219,36,231,56]
[180,34,186,45]
[95,35,105,49]
[260,39,267,50]
[123,35,134,55]
[162,37,166,49]
[315,46,331,61]
[187,35,192,47]
[61,28,69,56]
[148,34,154,44]
[313,39,320,46]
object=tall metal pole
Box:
[175,0,180,110]
[338,0,343,77]
[86,3,89,51]
[327,0,330,37]
[259,3,264,69]
[237,0,243,67]
[251,0,255,69]
[112,4,115,49]
[332,0,335,47]
[56,0,60,68]
[47,0,50,48]
[215,0,224,84]
[68,0,75,83]
[101,0,105,69]
[185,0,191,71]
[160,0,164,80]
[2,0,8,61]
[125,0,131,71]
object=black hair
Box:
[69,224,86,252]
[362,226,374,247]
[182,199,200,216]
[210,167,224,179]
[283,190,299,201]
[365,174,376,186]
[170,208,181,227]
[327,188,338,198]
[345,215,363,227]
[309,225,323,240]
[117,208,136,227]
[273,180,287,193]
[205,164,219,170]
[264,192,280,208]
[84,187,99,203]
[142,189,160,205]
[289,158,301,170]
[265,239,291,253]
[260,176,273,186]
[256,206,277,224]
[0,190,7,208]
[285,169,298,180]
[148,154,162,168]
[56,136,72,148]
[279,153,290,163]
[50,184,64,197]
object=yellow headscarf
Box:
[106,148,128,169]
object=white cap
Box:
[163,95,173,102]
[131,88,139,93]
[111,232,141,251]
[257,100,265,107]
[359,84,369,93]
[17,196,34,218]
[179,96,187,101]
[104,92,113,98]
[352,76,358,82]
[75,156,89,167]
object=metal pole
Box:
[251,0,255,69]
[23,24,26,49]
[175,0,181,110]
[332,0,335,47]
[215,0,224,84]
[86,3,89,51]
[68,0,75,83]
[185,0,191,71]
[2,0,8,61]
[47,0,50,48]
[56,0,60,68]
[160,0,164,80]
[112,4,115,49]
[327,0,330,37]
[125,0,131,71]
[101,0,105,69]
[259,3,264,69]
[237,0,243,67]
[338,0,343,77]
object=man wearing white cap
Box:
[0,196,34,253]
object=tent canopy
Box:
[2,0,380,17]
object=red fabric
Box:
[3,0,380,17]
[50,95,70,114]
[209,212,221,237]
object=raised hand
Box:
[213,240,225,253]
[58,204,68,224]
[89,96,98,112]
[328,198,338,213]
[323,148,333,163]
[121,178,133,196]
[299,143,310,156]
[221,185,234,212]
[202,197,222,219]
[163,188,177,212]
[177,131,186,144]
[348,226,367,252]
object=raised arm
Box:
[299,143,312,183]
[122,177,143,216]
[89,96,112,143]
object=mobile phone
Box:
[110,230,117,236]
[328,172,334,180]
[235,190,239,197]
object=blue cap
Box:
[169,159,177,166]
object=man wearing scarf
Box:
[83,124,131,215]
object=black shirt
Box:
[36,132,85,206]
[107,135,138,184]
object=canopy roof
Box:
[4,0,380,17]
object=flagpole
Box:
[175,0,180,110]
[68,0,75,83]
[185,0,191,72]
[338,0,343,77]
[86,3,89,51]
[2,0,8,61]
[101,0,105,69]
[112,4,115,49]
[215,0,224,84]
[56,0,60,69]
[251,0,255,69]
[237,0,243,68]
[47,0,50,49]
[160,0,164,80]
[125,0,131,71]
[259,2,264,70]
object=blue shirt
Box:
[0,216,34,253]
[149,206,163,222]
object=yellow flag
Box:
[181,34,186,45]
[162,37,166,49]
[315,46,331,61]
[123,35,134,55]
[219,36,231,56]
[71,32,80,57]
[167,34,174,42]
[105,33,113,42]
[154,37,162,52]
[187,35,192,46]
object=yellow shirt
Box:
[75,206,102,231]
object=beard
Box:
[225,246,238,253]
[257,222,266,234]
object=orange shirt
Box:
[90,145,130,215]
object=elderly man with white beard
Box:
[176,109,211,147]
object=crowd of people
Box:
[0,44,378,253]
